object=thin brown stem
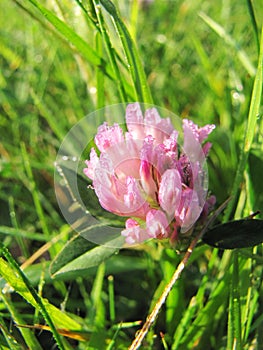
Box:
[129,198,231,350]
[128,231,200,350]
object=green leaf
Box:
[50,230,123,278]
[21,255,147,284]
[202,219,263,249]
[50,234,96,276]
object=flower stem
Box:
[129,198,231,350]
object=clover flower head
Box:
[84,103,215,244]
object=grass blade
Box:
[0,297,42,350]
[92,0,128,103]
[0,244,67,350]
[224,26,263,221]
[0,226,47,241]
[22,0,129,97]
[246,0,260,53]
[227,252,242,350]
[199,12,256,77]
[95,32,106,108]
[100,0,153,104]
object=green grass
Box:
[0,0,263,349]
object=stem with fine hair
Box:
[129,198,230,350]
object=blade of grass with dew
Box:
[246,0,260,53]
[227,251,242,350]
[20,0,134,98]
[8,196,29,258]
[0,226,47,246]
[0,226,47,242]
[74,0,98,28]
[0,244,68,350]
[92,0,128,103]
[90,262,106,328]
[0,291,42,350]
[0,318,22,350]
[95,31,105,109]
[199,12,256,77]
[88,263,107,348]
[0,258,84,347]
[0,242,82,330]
[240,247,260,344]
[74,0,134,81]
[129,0,139,41]
[23,0,112,78]
[100,0,153,104]
[223,26,263,221]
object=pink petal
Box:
[121,218,149,244]
[93,160,150,218]
[105,141,141,181]
[125,103,145,140]
[163,130,178,153]
[175,188,202,232]
[140,160,158,201]
[140,135,177,180]
[183,119,215,144]
[198,124,216,143]
[95,122,124,152]
[202,142,212,156]
[92,154,126,214]
[123,176,150,217]
[146,209,169,238]
[144,107,174,143]
[182,123,204,163]
[139,136,158,201]
[125,103,175,144]
[159,169,182,217]
[83,148,99,180]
